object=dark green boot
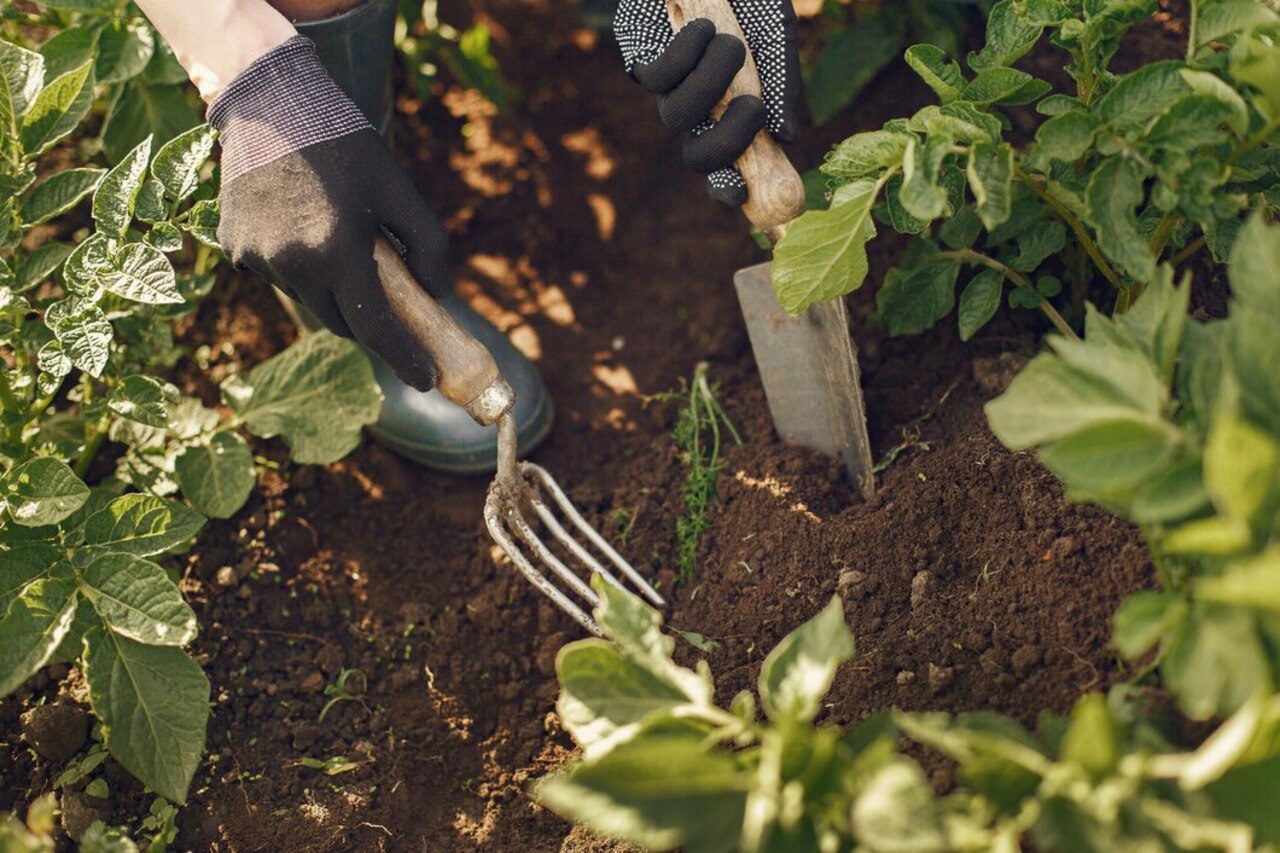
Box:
[293,0,552,472]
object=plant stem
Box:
[1148,210,1179,258]
[1186,0,1198,62]
[0,368,20,415]
[1016,169,1128,293]
[1172,235,1206,268]
[74,420,108,479]
[939,249,1080,341]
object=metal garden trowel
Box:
[667,0,876,501]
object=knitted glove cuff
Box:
[208,36,371,185]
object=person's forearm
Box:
[133,0,297,103]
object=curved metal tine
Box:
[528,492,631,597]
[522,462,666,606]
[503,496,600,608]
[485,498,602,636]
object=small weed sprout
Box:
[658,362,742,584]
[318,668,367,723]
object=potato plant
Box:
[773,0,1280,338]
[0,32,382,804]
[539,579,1280,851]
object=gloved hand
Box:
[614,0,801,205]
[210,36,448,391]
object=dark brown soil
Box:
[0,0,1166,849]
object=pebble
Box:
[837,570,866,600]
[895,670,916,686]
[910,571,935,610]
[927,663,955,694]
[214,566,236,588]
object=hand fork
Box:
[372,237,664,636]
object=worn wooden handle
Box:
[371,236,502,412]
[665,0,805,235]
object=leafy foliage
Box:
[988,214,1280,722]
[540,581,1280,851]
[774,0,1280,341]
[0,23,382,804]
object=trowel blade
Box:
[734,261,875,500]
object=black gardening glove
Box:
[210,36,448,391]
[614,0,801,205]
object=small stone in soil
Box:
[837,570,866,599]
[214,566,236,587]
[927,663,955,694]
[910,571,935,610]
[21,702,90,762]
[895,670,916,686]
[298,672,326,693]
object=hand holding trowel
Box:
[641,0,876,499]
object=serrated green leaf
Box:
[0,41,44,143]
[969,0,1070,69]
[144,220,183,252]
[967,142,1015,229]
[19,60,93,157]
[19,167,105,227]
[4,457,89,527]
[14,242,72,293]
[182,198,220,248]
[535,729,747,853]
[1095,61,1191,134]
[81,552,196,646]
[83,494,204,557]
[173,432,255,519]
[36,340,72,380]
[876,259,959,336]
[0,575,77,696]
[133,176,167,222]
[46,295,112,377]
[93,135,152,239]
[958,267,1004,341]
[62,232,112,294]
[220,332,381,464]
[100,242,181,305]
[821,130,911,182]
[83,628,209,803]
[95,18,154,84]
[758,596,853,723]
[1085,157,1154,281]
[904,44,965,103]
[151,124,215,202]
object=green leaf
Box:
[19,60,94,157]
[37,0,122,9]
[37,26,97,82]
[1085,156,1154,281]
[0,575,77,696]
[967,142,1015,229]
[14,242,72,292]
[46,296,112,377]
[133,176,167,222]
[1037,419,1179,501]
[1179,70,1250,136]
[1145,93,1240,149]
[1094,61,1190,134]
[143,221,182,252]
[876,259,959,337]
[62,232,112,294]
[1163,605,1271,719]
[95,18,154,84]
[173,432,255,519]
[1113,590,1186,658]
[907,102,1001,144]
[0,543,62,611]
[772,179,879,314]
[82,494,204,557]
[821,130,910,182]
[151,124,215,202]
[101,82,200,165]
[758,596,853,723]
[1230,35,1280,121]
[1114,270,1189,384]
[182,199,220,248]
[958,267,1004,341]
[0,41,44,149]
[1008,221,1066,272]
[939,203,983,250]
[93,135,153,239]
[852,760,948,853]
[962,67,1050,106]
[556,639,696,758]
[1198,547,1280,613]
[896,710,1046,810]
[1130,455,1211,524]
[4,457,89,527]
[1226,215,1280,433]
[1196,0,1279,48]
[100,242,181,305]
[1059,694,1118,780]
[108,374,178,428]
[221,332,382,464]
[806,23,902,125]
[534,729,747,853]
[969,0,1069,69]
[1200,410,1279,526]
[83,628,209,803]
[18,167,104,227]
[1030,111,1099,168]
[900,135,949,221]
[80,553,196,646]
[904,44,965,103]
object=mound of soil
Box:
[0,0,1175,848]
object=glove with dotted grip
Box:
[614,0,801,205]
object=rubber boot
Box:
[291,0,553,472]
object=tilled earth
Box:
[2,0,1192,849]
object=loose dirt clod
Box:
[21,703,90,763]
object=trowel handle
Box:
[372,236,514,426]
[665,0,806,238]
